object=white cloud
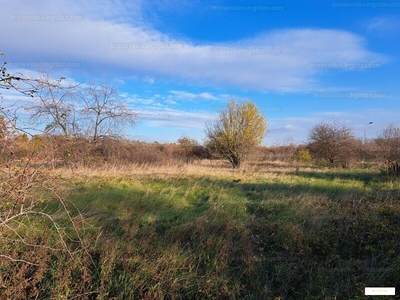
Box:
[364,108,400,116]
[283,124,298,130]
[168,90,220,101]
[121,94,158,106]
[316,111,363,119]
[169,90,198,100]
[366,16,400,32]
[198,92,219,100]
[165,99,177,105]
[143,109,215,129]
[1,0,387,93]
[285,117,318,123]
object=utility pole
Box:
[364,122,373,144]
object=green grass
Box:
[1,165,400,299]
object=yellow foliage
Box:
[205,99,267,168]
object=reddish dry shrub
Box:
[21,136,173,167]
[3,133,215,170]
[1,131,95,299]
[0,245,96,299]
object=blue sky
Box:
[1,0,399,145]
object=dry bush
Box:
[5,132,217,172]
[256,146,276,161]
[12,135,93,168]
[89,139,175,166]
[247,146,268,162]
[257,143,300,163]
[127,141,172,165]
[268,145,298,162]
[0,147,96,298]
[164,143,186,162]
[0,63,96,297]
[373,124,400,177]
[28,136,173,167]
[272,138,298,163]
[375,124,400,163]
[361,140,380,163]
[190,145,212,160]
[307,121,359,168]
[0,121,94,298]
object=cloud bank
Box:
[2,0,386,93]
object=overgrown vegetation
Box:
[2,162,399,299]
[308,120,360,168]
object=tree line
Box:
[1,52,400,174]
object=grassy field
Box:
[1,161,400,299]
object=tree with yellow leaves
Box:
[205,99,267,168]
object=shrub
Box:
[296,149,313,163]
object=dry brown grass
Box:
[54,159,318,181]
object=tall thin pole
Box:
[364,122,373,144]
[364,127,366,144]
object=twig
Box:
[0,254,39,266]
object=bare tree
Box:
[375,123,400,163]
[79,80,137,141]
[205,99,267,168]
[1,53,37,98]
[29,72,81,136]
[308,120,357,168]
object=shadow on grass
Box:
[68,181,212,237]
[295,169,380,186]
[239,179,367,204]
[234,177,399,292]
[247,161,292,168]
[63,179,271,299]
[27,174,400,299]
